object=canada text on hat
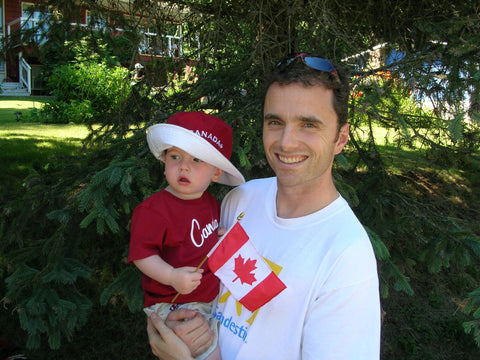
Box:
[146,111,245,186]
[169,111,232,159]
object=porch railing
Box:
[19,55,32,95]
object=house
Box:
[0,0,185,96]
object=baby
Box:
[128,111,244,360]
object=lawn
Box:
[0,97,90,203]
[0,96,47,122]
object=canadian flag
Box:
[207,221,286,312]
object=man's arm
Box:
[147,309,215,359]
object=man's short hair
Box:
[264,55,350,132]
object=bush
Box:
[25,100,94,124]
[33,62,132,124]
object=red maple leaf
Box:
[232,254,257,285]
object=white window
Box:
[21,2,50,43]
[86,10,108,31]
[139,22,182,58]
[0,1,5,72]
[0,1,4,35]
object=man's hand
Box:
[147,313,194,360]
[165,309,214,358]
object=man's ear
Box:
[334,123,349,155]
[212,168,224,182]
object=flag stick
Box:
[171,212,245,304]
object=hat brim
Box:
[147,124,245,186]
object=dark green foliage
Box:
[1,141,154,349]
[464,287,480,347]
[78,157,152,235]
[6,261,92,349]
[99,266,144,312]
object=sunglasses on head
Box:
[277,53,338,75]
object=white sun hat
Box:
[147,111,245,186]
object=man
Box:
[147,54,381,360]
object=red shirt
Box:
[128,189,220,307]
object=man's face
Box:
[262,82,349,190]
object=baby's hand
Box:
[217,227,227,237]
[170,267,204,294]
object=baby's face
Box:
[163,147,223,200]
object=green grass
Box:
[0,97,90,203]
[0,96,48,122]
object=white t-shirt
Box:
[214,177,381,360]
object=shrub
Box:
[25,100,94,124]
[35,62,131,124]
